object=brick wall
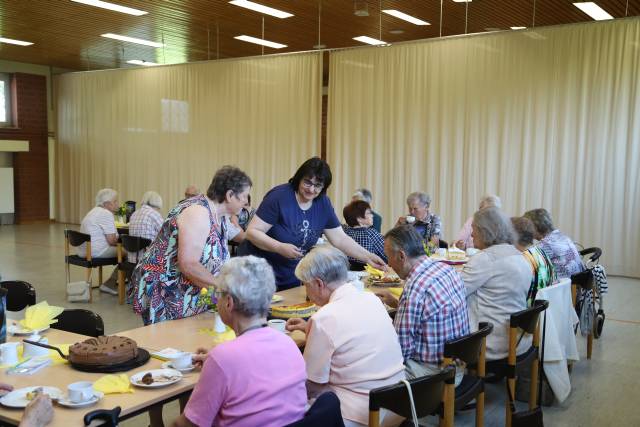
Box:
[0,73,49,223]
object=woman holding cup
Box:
[396,192,442,254]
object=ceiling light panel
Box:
[382,10,430,25]
[71,0,148,15]
[234,35,287,49]
[127,60,159,66]
[101,33,164,47]
[0,37,34,46]
[353,36,387,46]
[228,1,293,18]
[573,2,613,21]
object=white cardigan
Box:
[461,244,533,360]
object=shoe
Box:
[99,284,118,295]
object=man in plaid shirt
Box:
[377,225,470,379]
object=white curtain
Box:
[328,18,640,278]
[55,52,322,224]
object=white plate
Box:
[130,369,183,388]
[161,361,195,373]
[56,391,104,408]
[0,386,63,408]
[7,321,49,336]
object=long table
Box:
[0,289,308,426]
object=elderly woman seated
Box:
[524,208,584,279]
[396,191,441,254]
[286,245,405,427]
[341,200,387,270]
[79,188,120,295]
[511,216,557,304]
[171,256,307,427]
[461,208,533,360]
[128,191,164,263]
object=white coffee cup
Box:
[268,319,286,333]
[68,381,94,403]
[405,215,416,224]
[172,353,193,370]
[0,342,19,365]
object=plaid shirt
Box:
[394,257,470,364]
[128,205,163,263]
[341,225,387,264]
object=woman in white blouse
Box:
[460,207,533,360]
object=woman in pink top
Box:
[287,245,405,427]
[171,256,307,427]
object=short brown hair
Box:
[511,216,536,247]
[343,200,370,227]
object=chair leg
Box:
[368,410,380,427]
[118,269,125,305]
[529,356,539,409]
[505,377,515,427]
[476,391,484,427]
[587,332,593,360]
[98,266,103,286]
[86,268,92,303]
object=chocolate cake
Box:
[68,336,138,365]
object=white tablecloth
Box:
[536,278,579,402]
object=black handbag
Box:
[507,309,547,427]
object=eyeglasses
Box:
[302,178,324,190]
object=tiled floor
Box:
[1,223,639,426]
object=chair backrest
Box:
[571,270,594,290]
[369,367,455,419]
[579,247,602,264]
[65,229,90,247]
[52,309,104,337]
[0,281,36,311]
[284,392,344,427]
[510,300,549,334]
[443,322,494,365]
[439,239,449,249]
[120,235,152,253]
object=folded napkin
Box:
[19,301,64,331]
[364,265,384,278]
[198,327,236,346]
[94,374,134,394]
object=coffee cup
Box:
[405,215,416,224]
[267,319,286,333]
[172,353,193,370]
[0,342,19,365]
[68,381,94,403]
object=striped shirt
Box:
[394,257,470,364]
[128,205,163,263]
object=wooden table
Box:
[0,293,306,426]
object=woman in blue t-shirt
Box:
[246,157,386,290]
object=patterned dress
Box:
[131,195,228,325]
[523,246,557,305]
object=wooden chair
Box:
[0,280,36,311]
[52,309,104,337]
[442,322,494,427]
[485,300,548,427]
[369,367,455,427]
[64,230,118,303]
[116,235,152,305]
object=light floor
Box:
[1,223,639,427]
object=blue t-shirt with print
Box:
[247,183,340,288]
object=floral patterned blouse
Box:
[131,195,228,325]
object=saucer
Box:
[57,391,104,408]
[162,361,195,373]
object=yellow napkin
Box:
[94,374,134,394]
[198,327,236,346]
[19,301,64,331]
[364,265,384,278]
[366,287,403,299]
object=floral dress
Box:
[131,195,228,325]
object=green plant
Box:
[116,203,127,218]
[197,287,218,311]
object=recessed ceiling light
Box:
[353,36,387,46]
[484,28,502,32]
[234,35,287,49]
[71,0,147,16]
[313,44,327,49]
[0,37,34,46]
[101,33,164,48]
[452,0,472,2]
[573,2,613,21]
[126,60,159,66]
[389,29,405,35]
[228,1,293,18]
[382,10,430,26]
[510,26,527,30]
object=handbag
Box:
[66,258,91,303]
[507,309,547,427]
